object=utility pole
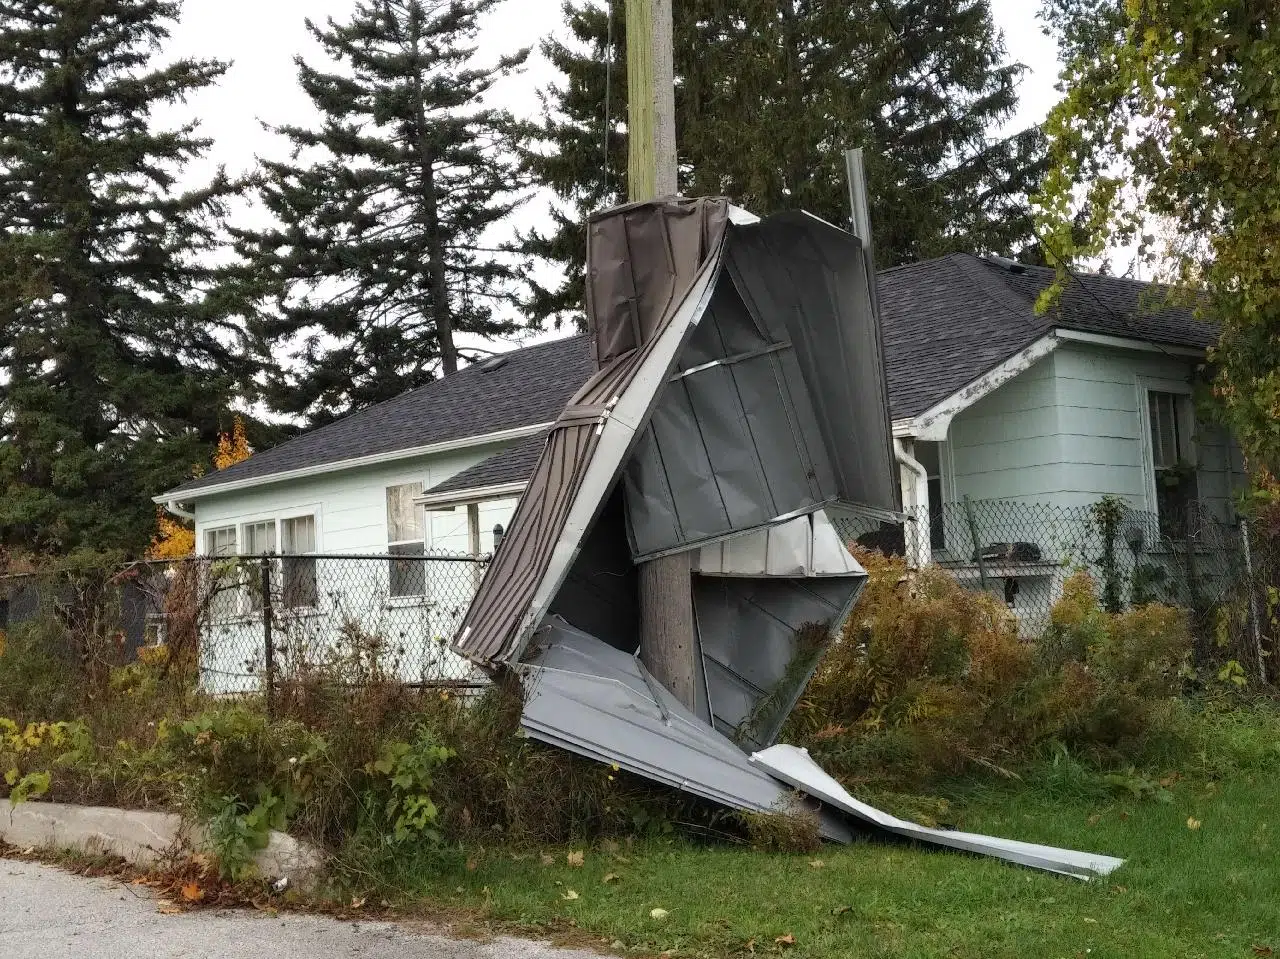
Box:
[628,0,696,710]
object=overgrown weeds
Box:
[788,550,1270,794]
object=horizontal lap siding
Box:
[947,344,1244,519]
[193,443,515,554]
[948,354,1061,502]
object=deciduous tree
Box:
[1037,1,1280,484]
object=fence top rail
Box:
[142,552,493,564]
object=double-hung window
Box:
[1146,389,1199,537]
[203,526,239,620]
[242,520,277,612]
[387,482,426,598]
[281,515,318,609]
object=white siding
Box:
[192,440,516,555]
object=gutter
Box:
[893,437,930,567]
[162,500,196,522]
[415,480,529,510]
[150,422,554,504]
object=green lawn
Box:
[397,772,1280,958]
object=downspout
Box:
[893,438,931,568]
[163,500,196,522]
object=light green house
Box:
[880,254,1243,627]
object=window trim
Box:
[279,512,320,610]
[387,482,428,598]
[1136,376,1198,523]
[196,508,322,618]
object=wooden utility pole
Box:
[628,0,696,710]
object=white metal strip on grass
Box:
[751,744,1125,879]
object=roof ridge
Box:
[952,254,1046,335]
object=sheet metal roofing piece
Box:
[625,212,899,560]
[453,197,731,665]
[520,619,853,843]
[752,745,1126,879]
[453,197,896,668]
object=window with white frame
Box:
[203,526,239,620]
[387,482,426,597]
[281,515,318,608]
[241,520,277,612]
[1146,389,1199,537]
[204,526,237,556]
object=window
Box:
[914,442,947,551]
[387,482,425,597]
[281,515,318,608]
[241,521,277,612]
[204,526,237,556]
[1147,389,1199,537]
[203,526,240,620]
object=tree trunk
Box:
[628,0,696,711]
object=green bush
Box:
[0,617,81,721]
[789,552,1202,792]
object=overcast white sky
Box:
[163,0,1063,356]
[168,0,1062,192]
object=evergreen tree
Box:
[524,0,1047,326]
[236,0,532,426]
[0,0,249,554]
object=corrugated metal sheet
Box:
[453,198,732,664]
[752,745,1125,879]
[520,619,853,842]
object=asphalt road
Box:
[0,859,602,959]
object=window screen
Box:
[387,483,424,544]
[204,526,237,556]
[203,527,240,619]
[1148,391,1184,468]
[243,521,277,555]
[1147,390,1199,537]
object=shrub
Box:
[0,617,81,722]
[789,552,1198,792]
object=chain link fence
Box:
[0,553,491,708]
[834,497,1276,680]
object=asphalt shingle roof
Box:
[163,255,1219,500]
[424,431,549,498]
[879,253,1216,418]
[165,334,594,497]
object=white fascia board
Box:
[911,334,1061,441]
[151,422,553,506]
[415,481,528,510]
[1054,328,1207,357]
[891,418,917,438]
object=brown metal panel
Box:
[452,197,731,665]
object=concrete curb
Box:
[0,801,325,890]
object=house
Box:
[155,252,1244,654]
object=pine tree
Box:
[236,0,532,427]
[524,0,1047,326]
[0,0,249,555]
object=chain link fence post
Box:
[962,495,989,590]
[261,556,275,720]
